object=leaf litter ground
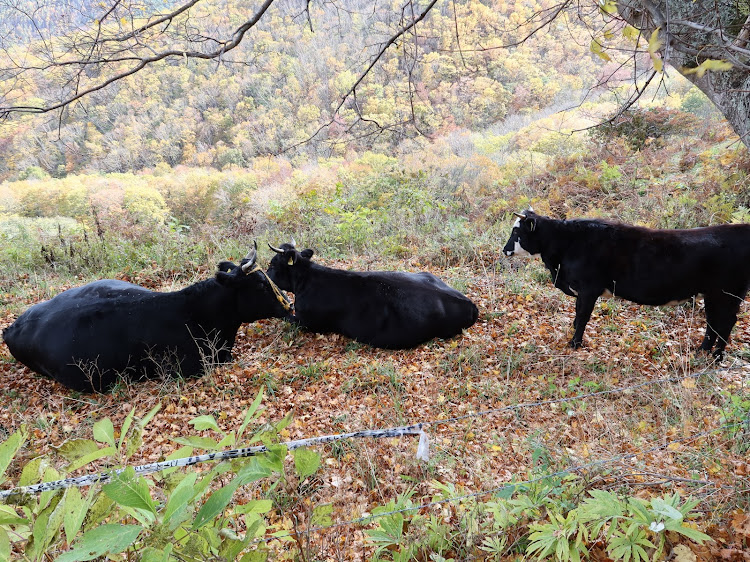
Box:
[0,257,748,559]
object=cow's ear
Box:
[215,271,232,285]
[217,261,237,273]
[300,249,314,259]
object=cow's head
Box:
[503,209,541,258]
[267,239,314,291]
[216,242,292,318]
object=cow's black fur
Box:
[503,210,750,357]
[3,248,291,392]
[266,242,479,349]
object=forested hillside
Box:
[1,0,612,179]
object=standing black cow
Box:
[503,210,750,357]
[3,245,291,392]
[266,241,479,349]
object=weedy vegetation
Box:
[0,102,748,559]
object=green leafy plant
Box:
[0,391,326,560]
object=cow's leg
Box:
[569,293,598,349]
[702,291,745,359]
[699,302,718,353]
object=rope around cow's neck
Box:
[0,423,428,501]
[245,262,292,312]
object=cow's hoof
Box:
[568,340,583,349]
[711,349,725,361]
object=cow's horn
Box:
[241,242,258,272]
[290,237,296,248]
[268,243,284,254]
[513,212,526,219]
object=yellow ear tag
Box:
[288,257,294,265]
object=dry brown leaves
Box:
[0,259,748,559]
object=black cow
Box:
[3,245,292,392]
[266,241,479,349]
[503,210,750,357]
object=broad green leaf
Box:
[66,446,117,472]
[63,486,90,544]
[140,544,173,562]
[244,514,266,540]
[235,499,273,515]
[220,537,245,561]
[258,445,286,474]
[236,457,272,486]
[579,489,624,522]
[39,466,62,510]
[237,390,265,441]
[293,448,320,480]
[0,528,9,561]
[217,433,236,449]
[56,524,142,562]
[170,435,220,450]
[162,472,198,525]
[102,467,157,514]
[119,407,137,450]
[191,470,220,503]
[192,481,240,529]
[668,522,712,543]
[119,503,155,526]
[84,494,115,530]
[124,425,143,460]
[275,412,294,433]
[18,456,43,487]
[139,403,162,428]
[241,547,269,562]
[0,427,26,484]
[190,415,221,432]
[495,484,516,499]
[93,418,115,447]
[30,497,62,560]
[379,513,404,540]
[162,445,194,476]
[0,504,28,526]
[651,497,683,521]
[54,437,100,461]
[311,503,333,527]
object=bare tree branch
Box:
[0,0,276,118]
[281,0,439,154]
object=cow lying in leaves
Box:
[3,245,291,392]
[503,210,750,358]
[266,241,479,349]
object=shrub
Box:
[592,108,702,151]
[123,185,169,226]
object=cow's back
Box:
[544,220,750,304]
[295,268,477,349]
[3,280,171,391]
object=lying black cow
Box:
[266,241,479,349]
[3,245,291,392]
[503,210,750,357]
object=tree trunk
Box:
[617,0,750,149]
